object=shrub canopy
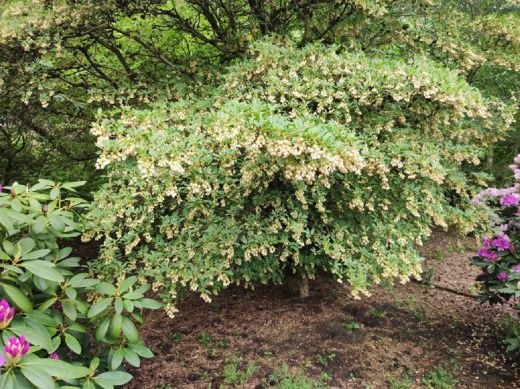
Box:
[84,41,515,314]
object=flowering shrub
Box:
[0,181,160,387]
[472,155,520,352]
[84,41,515,317]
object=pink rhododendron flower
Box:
[0,300,14,329]
[50,352,60,360]
[478,248,498,261]
[514,154,520,165]
[4,335,30,364]
[501,194,520,207]
[492,235,512,251]
[512,264,520,273]
[497,272,509,282]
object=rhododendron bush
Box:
[84,42,516,316]
[0,181,160,387]
[472,155,520,352]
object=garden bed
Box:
[127,231,519,388]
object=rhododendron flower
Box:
[492,235,512,251]
[501,194,520,207]
[0,355,5,367]
[478,248,498,261]
[510,164,518,171]
[513,264,520,273]
[4,335,30,364]
[481,237,493,248]
[497,272,509,282]
[514,154,520,165]
[0,300,14,329]
[50,352,59,360]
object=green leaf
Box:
[97,282,117,296]
[95,318,110,342]
[0,371,14,389]
[2,283,33,313]
[18,238,36,256]
[11,325,52,350]
[69,273,99,288]
[134,298,163,309]
[25,311,57,327]
[88,297,113,318]
[37,297,57,312]
[21,365,55,389]
[48,214,64,231]
[21,249,51,261]
[64,333,82,354]
[68,322,87,333]
[121,316,139,344]
[123,347,140,367]
[129,343,154,358]
[119,276,137,293]
[62,299,77,321]
[93,371,133,388]
[32,217,47,234]
[115,297,123,314]
[65,287,77,300]
[109,313,123,338]
[111,348,125,370]
[21,260,64,283]
[123,299,134,313]
[23,358,89,379]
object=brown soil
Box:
[127,231,520,388]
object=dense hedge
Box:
[84,42,515,315]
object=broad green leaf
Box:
[123,347,140,367]
[2,283,33,313]
[11,325,52,350]
[21,365,55,389]
[23,358,89,379]
[134,298,163,309]
[21,249,51,261]
[87,297,113,318]
[95,318,110,342]
[114,297,123,314]
[64,333,82,354]
[93,371,133,388]
[121,316,139,344]
[97,282,116,296]
[109,313,122,338]
[129,343,154,358]
[111,347,125,370]
[22,260,64,283]
[62,299,77,321]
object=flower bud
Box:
[0,300,14,329]
[4,335,30,364]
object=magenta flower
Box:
[492,235,512,251]
[501,194,520,207]
[478,248,498,261]
[4,335,30,364]
[0,300,14,329]
[0,355,5,367]
[49,352,60,360]
[512,264,520,273]
[497,272,509,282]
[481,237,493,248]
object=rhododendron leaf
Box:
[62,299,77,321]
[122,316,139,344]
[24,358,90,379]
[130,343,154,358]
[123,347,140,367]
[21,249,51,261]
[93,371,133,388]
[111,347,125,370]
[11,325,52,351]
[64,333,82,354]
[96,318,110,342]
[21,365,54,389]
[2,283,33,313]
[88,297,113,318]
[22,260,64,283]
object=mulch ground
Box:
[125,231,520,388]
